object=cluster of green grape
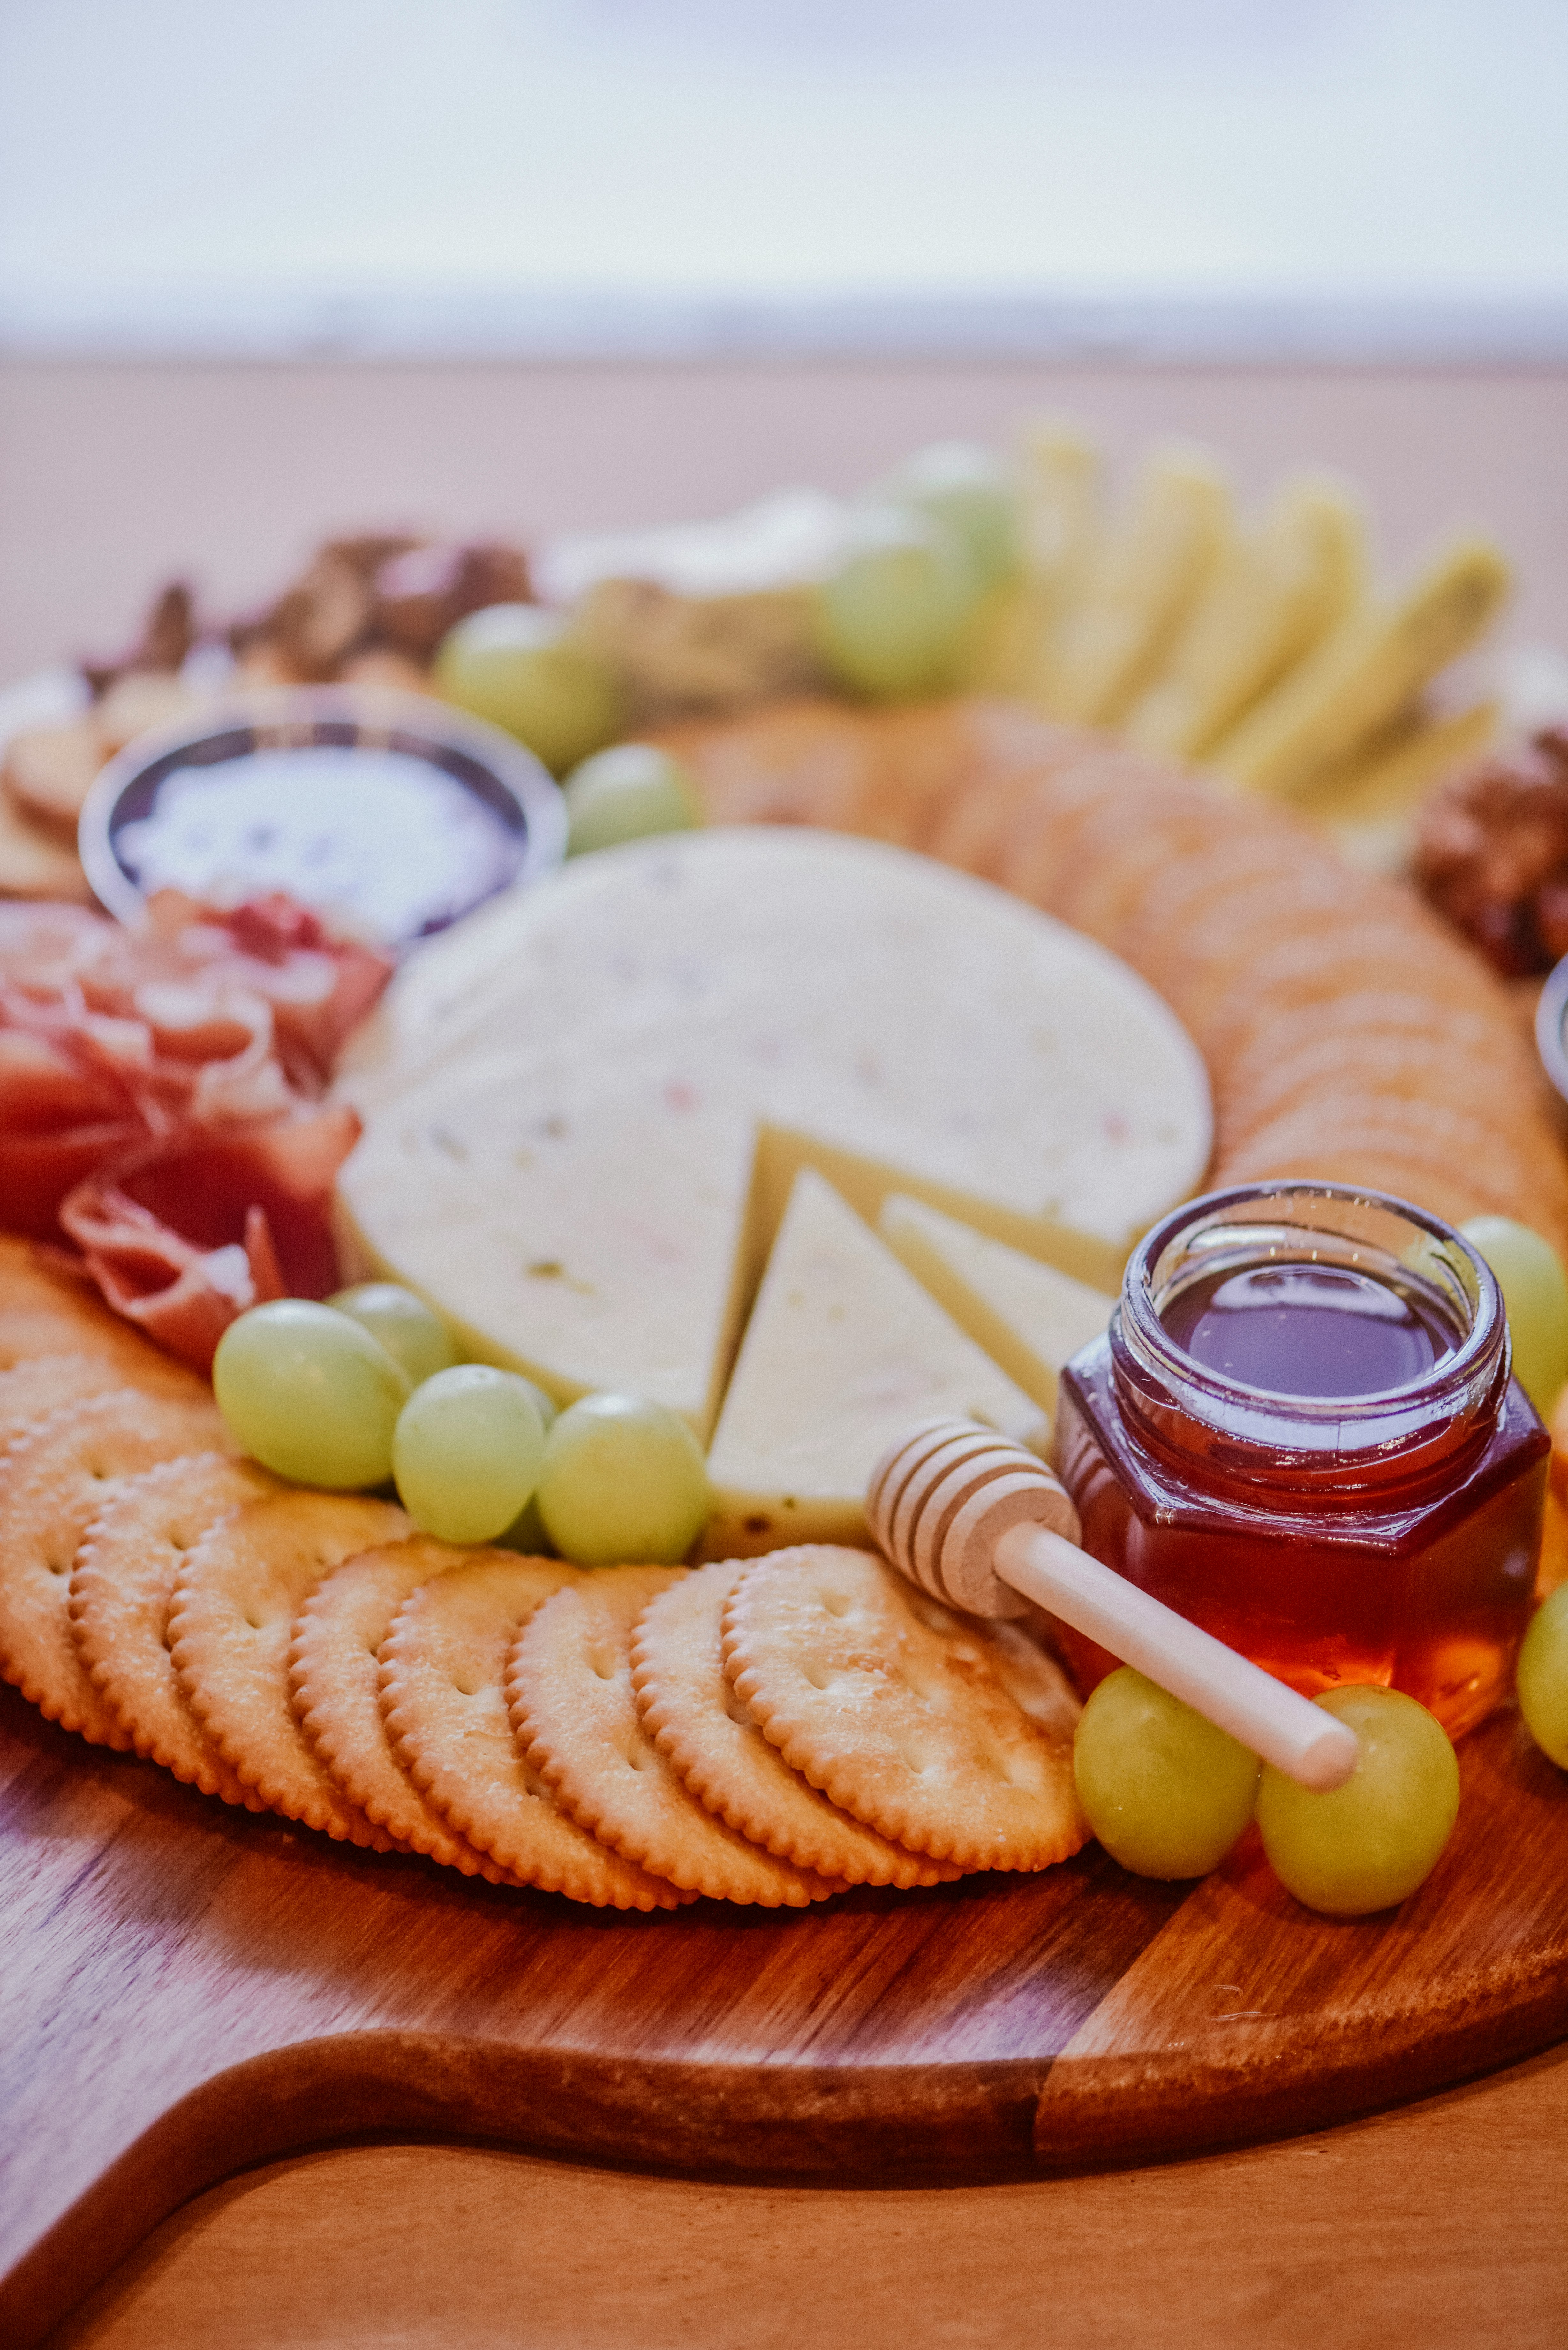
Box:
[1072,1672,1462,1917]
[212,1288,710,1567]
[811,443,1021,701]
[433,604,624,777]
[431,592,705,854]
[431,442,1022,748]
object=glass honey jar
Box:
[1052,1183,1549,1735]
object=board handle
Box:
[868,1417,1359,1792]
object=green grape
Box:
[213,1300,411,1489]
[562,743,704,858]
[1517,1583,1568,1767]
[1072,1666,1260,1879]
[535,1392,710,1566]
[519,1377,558,1430]
[1256,1685,1459,1916]
[813,504,983,701]
[391,1364,549,1545]
[1460,1215,1568,1417]
[433,603,623,775]
[328,1282,459,1389]
[877,441,1022,594]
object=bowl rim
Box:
[1536,951,1568,1105]
[76,682,568,941]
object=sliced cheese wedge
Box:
[703,1171,1049,1558]
[878,1193,1114,1420]
[1313,700,1498,876]
[335,1062,758,1439]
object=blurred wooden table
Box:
[2,357,1567,676]
[4,356,1568,2350]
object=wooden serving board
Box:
[2,1684,1566,2347]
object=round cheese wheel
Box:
[337,827,1212,1437]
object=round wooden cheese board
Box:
[6,695,1568,2350]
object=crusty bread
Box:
[656,695,1568,1259]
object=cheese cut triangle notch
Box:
[703,1170,1049,1559]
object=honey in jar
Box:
[1053,1183,1548,1735]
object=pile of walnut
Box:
[1415,730,1568,977]
[0,540,531,901]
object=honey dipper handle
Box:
[992,1522,1360,1792]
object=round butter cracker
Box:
[512,1565,842,1907]
[722,1547,1087,1873]
[0,1352,162,1454]
[378,1553,682,1910]
[290,1536,523,1881]
[69,1451,280,1805]
[0,1386,232,1747]
[630,1558,955,1889]
[170,1491,409,1847]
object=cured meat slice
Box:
[0,892,390,1366]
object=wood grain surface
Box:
[46,2056,1568,2350]
[2,1665,1565,2348]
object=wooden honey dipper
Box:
[867,1417,1359,1791]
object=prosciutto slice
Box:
[0,893,391,1369]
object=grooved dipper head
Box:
[866,1417,1082,1618]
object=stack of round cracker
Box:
[655,697,1568,1257]
[0,1238,1086,1907]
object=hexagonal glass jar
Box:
[1052,1183,1549,1735]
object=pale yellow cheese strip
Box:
[1034,448,1233,727]
[959,421,1103,697]
[1206,537,1510,799]
[1014,417,1103,594]
[1122,477,1366,759]
[877,1193,1114,1421]
[1312,700,1498,876]
[703,1171,1049,1560]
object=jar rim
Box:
[1115,1180,1509,1476]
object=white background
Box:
[2,0,1566,356]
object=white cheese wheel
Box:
[335,1065,757,1438]
[878,1193,1115,1421]
[702,1172,1049,1558]
[339,828,1212,1303]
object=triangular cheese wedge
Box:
[703,1171,1049,1558]
[335,1055,756,1440]
[878,1194,1114,1419]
